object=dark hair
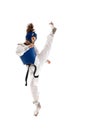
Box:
[26,23,34,33]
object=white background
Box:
[0,0,87,130]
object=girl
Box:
[16,22,57,116]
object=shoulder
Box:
[17,43,26,47]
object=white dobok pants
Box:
[28,34,54,102]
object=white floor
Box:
[0,0,87,129]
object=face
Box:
[31,36,36,44]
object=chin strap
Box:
[25,64,39,86]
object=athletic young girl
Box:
[16,22,57,116]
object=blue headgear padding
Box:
[20,47,36,65]
[26,32,37,42]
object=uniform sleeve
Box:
[16,43,30,56]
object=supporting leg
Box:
[30,75,41,116]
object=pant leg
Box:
[29,66,39,102]
[35,34,54,69]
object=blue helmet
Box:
[26,31,37,42]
